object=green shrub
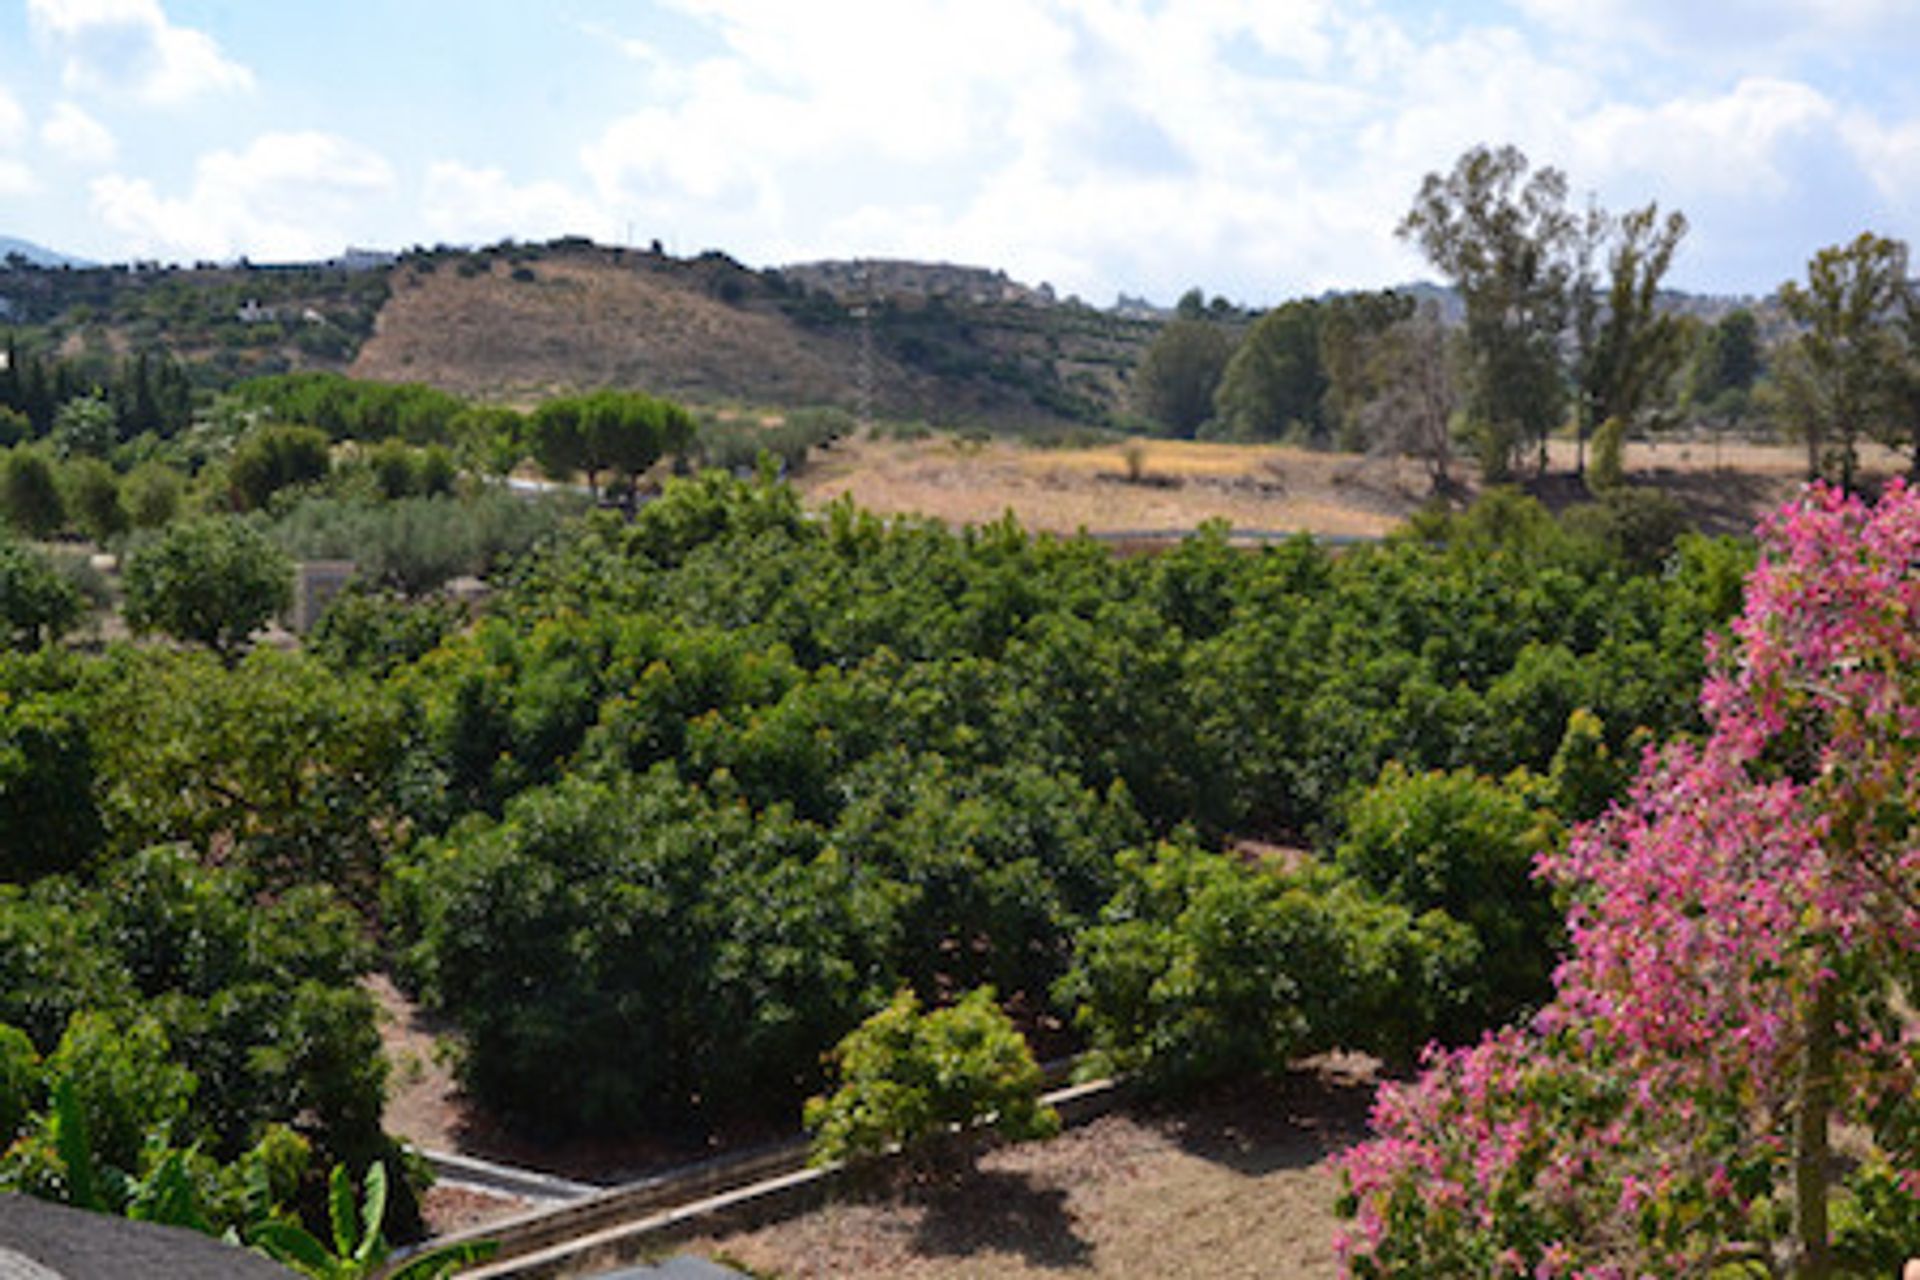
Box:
[228,424,331,511]
[61,457,128,544]
[1333,763,1561,1035]
[122,516,293,661]
[1561,487,1687,573]
[1,448,66,539]
[0,539,84,650]
[365,438,418,500]
[416,445,457,497]
[1058,843,1472,1092]
[121,461,184,529]
[804,987,1058,1172]
[44,1011,195,1174]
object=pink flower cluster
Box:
[1338,481,1920,1277]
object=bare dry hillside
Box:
[350,245,1152,424]
[354,252,864,405]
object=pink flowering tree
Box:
[1338,481,1920,1279]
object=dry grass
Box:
[797,436,1432,540]
[797,433,1913,543]
[352,256,863,407]
[674,1066,1377,1280]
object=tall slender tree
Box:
[1399,144,1576,480]
[1777,232,1908,489]
[1570,203,1690,477]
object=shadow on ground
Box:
[1150,1065,1378,1179]
[1524,467,1795,538]
[906,1169,1093,1270]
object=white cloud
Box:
[1513,0,1920,76]
[0,85,26,147]
[27,0,253,105]
[579,3,1598,301]
[421,162,613,245]
[90,131,394,261]
[0,84,32,195]
[40,100,117,167]
[0,159,36,197]
[1572,78,1839,198]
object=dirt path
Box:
[371,972,1377,1271]
[676,1067,1377,1280]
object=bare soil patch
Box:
[352,256,860,407]
[672,1064,1378,1280]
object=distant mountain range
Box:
[0,236,93,269]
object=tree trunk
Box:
[1795,983,1836,1279]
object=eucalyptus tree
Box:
[1777,231,1910,489]
[1399,144,1577,479]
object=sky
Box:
[1,0,1918,307]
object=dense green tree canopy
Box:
[123,516,293,661]
[1777,231,1912,487]
[1134,315,1233,436]
[1212,301,1326,442]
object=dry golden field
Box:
[795,432,1911,542]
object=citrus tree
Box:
[123,516,292,663]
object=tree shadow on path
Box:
[1153,1060,1379,1179]
[907,1168,1094,1270]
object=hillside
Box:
[351,242,1156,426]
[0,255,387,379]
[1,239,1789,429]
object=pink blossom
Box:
[1339,482,1920,1276]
